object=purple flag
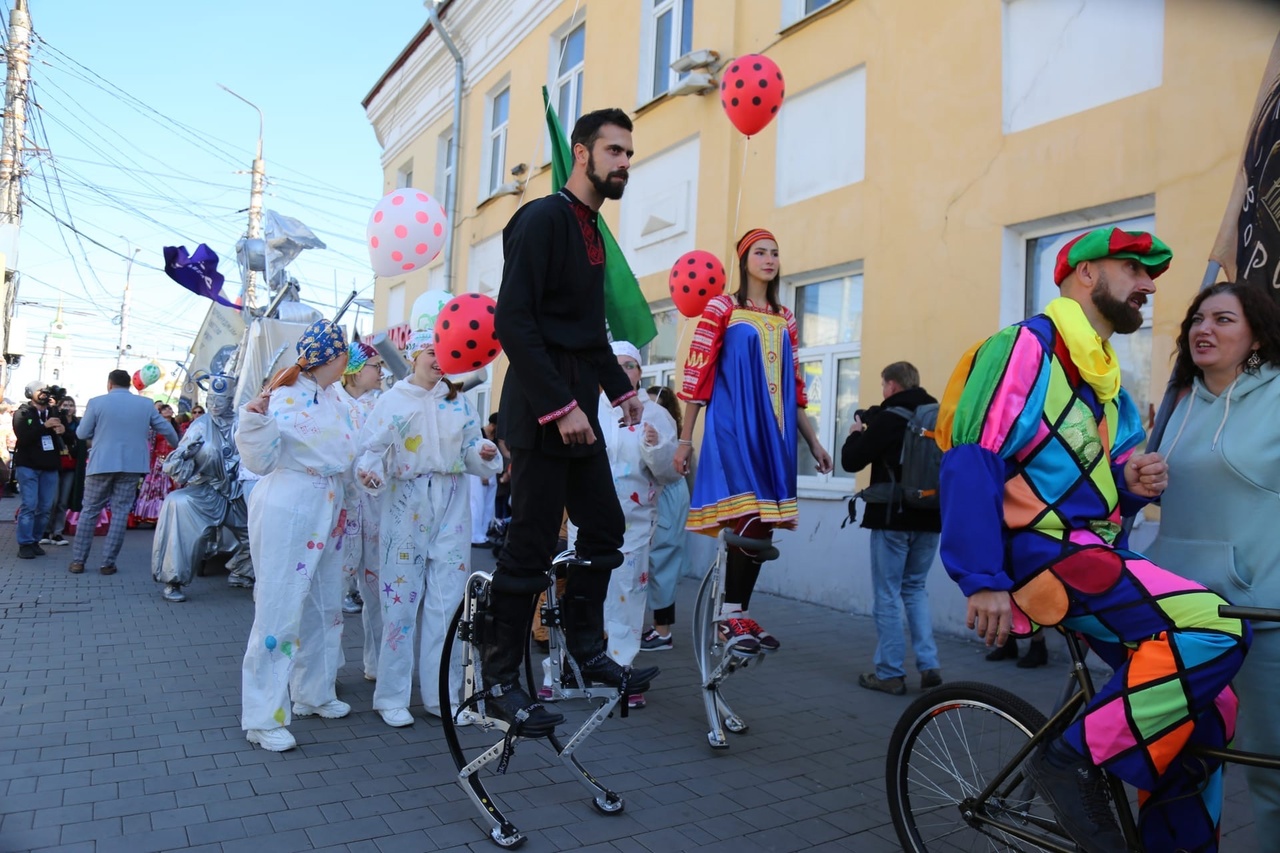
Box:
[163,244,240,310]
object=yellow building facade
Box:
[364,0,1280,627]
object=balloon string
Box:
[728,134,751,295]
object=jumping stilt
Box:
[440,551,640,847]
[693,529,779,749]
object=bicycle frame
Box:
[961,629,1141,852]
[967,604,1280,851]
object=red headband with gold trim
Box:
[736,228,777,258]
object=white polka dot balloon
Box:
[367,189,448,277]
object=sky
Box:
[5,0,429,401]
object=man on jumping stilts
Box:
[484,107,660,735]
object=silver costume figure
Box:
[152,373,253,602]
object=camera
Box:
[38,385,67,406]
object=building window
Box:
[386,283,406,327]
[1003,0,1164,133]
[52,368,59,381]
[640,0,693,102]
[435,128,455,207]
[789,269,864,484]
[640,306,680,391]
[782,0,834,27]
[395,160,414,190]
[483,86,511,198]
[776,66,866,206]
[1021,212,1157,424]
[554,23,586,128]
[54,345,61,357]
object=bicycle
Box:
[884,604,1280,852]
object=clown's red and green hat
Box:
[1053,227,1173,286]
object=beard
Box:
[586,151,627,200]
[1091,273,1145,335]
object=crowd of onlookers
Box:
[2,378,205,558]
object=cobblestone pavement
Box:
[0,510,1256,851]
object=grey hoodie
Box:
[1145,364,1280,627]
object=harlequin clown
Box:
[937,227,1249,853]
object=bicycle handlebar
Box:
[1219,605,1280,623]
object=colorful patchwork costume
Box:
[938,292,1250,852]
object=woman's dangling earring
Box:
[1247,349,1262,371]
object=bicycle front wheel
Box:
[887,681,1064,852]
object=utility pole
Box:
[116,243,139,368]
[218,84,265,312]
[0,0,31,393]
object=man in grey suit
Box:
[69,369,180,576]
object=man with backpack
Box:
[841,361,942,696]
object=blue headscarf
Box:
[296,319,347,370]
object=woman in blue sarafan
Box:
[673,228,833,654]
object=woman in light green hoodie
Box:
[1148,281,1280,841]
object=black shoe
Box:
[576,651,659,693]
[986,637,1019,661]
[920,669,943,689]
[858,672,906,695]
[31,543,46,556]
[17,543,36,559]
[483,683,565,736]
[1027,749,1124,853]
[1017,640,1049,669]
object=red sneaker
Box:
[739,618,780,652]
[717,617,761,655]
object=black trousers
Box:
[493,446,624,594]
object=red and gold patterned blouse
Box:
[678,294,807,409]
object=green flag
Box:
[543,88,657,348]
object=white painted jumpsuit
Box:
[357,379,501,716]
[236,376,357,732]
[338,385,382,680]
[570,394,680,666]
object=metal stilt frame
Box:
[439,552,628,848]
[692,529,780,749]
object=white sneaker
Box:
[292,699,351,719]
[379,707,414,727]
[363,672,377,682]
[455,709,481,728]
[38,537,53,545]
[246,727,296,752]
[49,535,69,546]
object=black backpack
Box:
[854,403,942,514]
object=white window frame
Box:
[640,304,681,391]
[638,0,694,105]
[481,83,511,200]
[395,159,414,190]
[1004,199,1158,425]
[784,264,864,494]
[782,0,835,28]
[435,127,455,207]
[386,283,406,327]
[551,20,586,130]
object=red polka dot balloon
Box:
[669,250,727,317]
[720,54,785,137]
[433,293,502,374]
[367,189,448,277]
